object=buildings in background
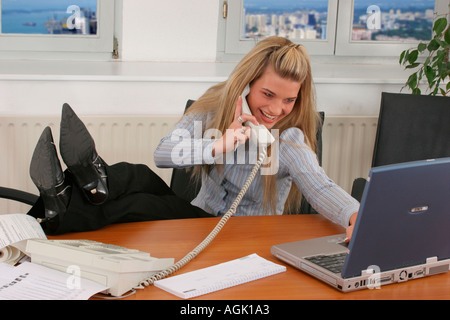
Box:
[243,6,434,41]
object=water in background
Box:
[1,0,97,34]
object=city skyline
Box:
[244,0,435,10]
[243,1,435,41]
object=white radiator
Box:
[322,116,378,194]
[0,115,377,214]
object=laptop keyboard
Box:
[305,252,347,274]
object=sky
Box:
[2,0,97,11]
[244,0,435,10]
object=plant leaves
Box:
[428,39,440,51]
[418,42,427,52]
[432,50,446,67]
[435,39,447,48]
[405,63,420,69]
[425,66,436,86]
[433,17,447,36]
[399,50,406,64]
[427,39,440,51]
[407,72,418,89]
[407,50,419,64]
[445,26,450,44]
[398,15,450,96]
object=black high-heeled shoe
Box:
[29,126,71,231]
[59,103,108,205]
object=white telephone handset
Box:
[240,85,275,147]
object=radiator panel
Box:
[0,115,377,214]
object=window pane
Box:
[1,0,97,35]
[352,0,435,41]
[242,0,329,41]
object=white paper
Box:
[154,253,286,299]
[0,262,108,300]
[0,214,46,249]
[0,214,46,264]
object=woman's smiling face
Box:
[246,65,301,130]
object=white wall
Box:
[0,0,412,117]
[121,0,219,62]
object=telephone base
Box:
[26,239,174,297]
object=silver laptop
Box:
[271,158,450,292]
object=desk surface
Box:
[50,215,450,300]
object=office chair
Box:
[170,99,325,214]
[169,100,201,203]
[0,186,38,206]
[351,92,450,202]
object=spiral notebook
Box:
[154,254,286,299]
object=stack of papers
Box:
[0,214,107,300]
[0,262,108,300]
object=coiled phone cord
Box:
[136,147,267,289]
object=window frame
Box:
[335,0,448,56]
[218,0,449,60]
[219,0,338,57]
[0,0,115,60]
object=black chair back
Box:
[351,92,450,202]
[373,92,450,167]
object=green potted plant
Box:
[399,14,449,96]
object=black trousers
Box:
[28,162,213,235]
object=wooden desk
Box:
[50,215,450,300]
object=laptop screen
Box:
[342,158,450,278]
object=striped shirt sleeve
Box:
[154,112,220,168]
[279,127,360,227]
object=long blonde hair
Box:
[187,36,320,214]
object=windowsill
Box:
[0,58,410,85]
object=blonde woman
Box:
[28,37,358,239]
[155,36,359,239]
